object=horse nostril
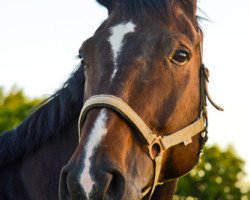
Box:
[59,166,84,200]
[105,168,126,199]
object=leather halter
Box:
[77,41,223,199]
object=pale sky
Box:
[0,0,250,181]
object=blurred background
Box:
[0,0,250,199]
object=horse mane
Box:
[0,64,85,165]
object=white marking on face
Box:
[80,109,108,199]
[108,21,136,80]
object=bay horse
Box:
[0,0,223,199]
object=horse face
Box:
[60,1,204,199]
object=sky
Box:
[0,0,250,181]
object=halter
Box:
[78,95,204,198]
[77,40,223,199]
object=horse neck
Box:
[23,119,78,200]
[0,161,30,200]
[0,119,79,200]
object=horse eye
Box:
[170,49,191,65]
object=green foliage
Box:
[176,144,250,200]
[0,86,42,134]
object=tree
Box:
[176,144,250,200]
[0,86,42,134]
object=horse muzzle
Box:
[59,160,128,200]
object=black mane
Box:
[0,65,85,165]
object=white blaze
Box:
[108,21,136,80]
[80,109,108,199]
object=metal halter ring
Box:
[148,136,164,160]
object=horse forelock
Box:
[98,0,198,24]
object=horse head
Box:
[59,0,214,199]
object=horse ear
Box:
[96,0,113,14]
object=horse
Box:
[0,0,223,199]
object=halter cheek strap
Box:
[78,95,207,199]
